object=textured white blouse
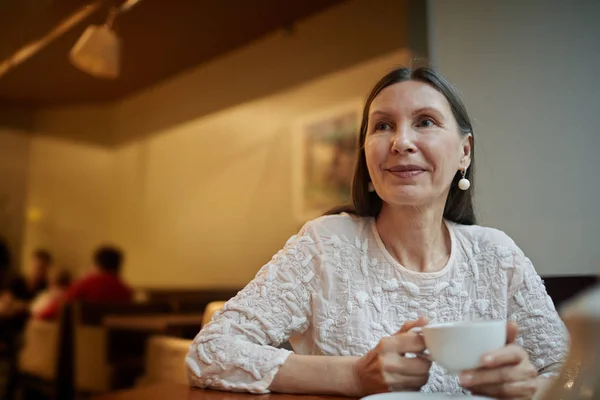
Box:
[187,214,568,395]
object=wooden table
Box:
[103,314,204,332]
[94,382,349,400]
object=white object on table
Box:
[362,392,493,399]
[421,320,506,373]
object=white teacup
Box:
[421,320,507,373]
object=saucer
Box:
[361,393,493,400]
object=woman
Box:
[187,67,568,398]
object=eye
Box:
[374,121,393,131]
[416,117,436,128]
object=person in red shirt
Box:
[37,245,133,320]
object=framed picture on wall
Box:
[292,100,363,223]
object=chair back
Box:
[18,320,60,381]
[144,288,240,313]
[138,335,192,386]
[201,301,226,327]
[16,303,74,399]
[71,301,172,394]
[76,301,172,326]
[543,275,599,309]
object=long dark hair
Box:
[328,67,476,225]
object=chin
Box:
[381,187,433,207]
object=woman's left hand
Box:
[459,321,539,399]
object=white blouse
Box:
[187,214,568,394]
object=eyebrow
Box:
[412,106,444,116]
[368,106,444,119]
[368,110,393,119]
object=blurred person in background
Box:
[29,268,72,318]
[0,247,51,400]
[0,249,51,318]
[37,245,133,320]
[0,237,10,286]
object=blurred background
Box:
[0,0,598,399]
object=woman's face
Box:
[365,80,472,208]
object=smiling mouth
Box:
[385,165,427,178]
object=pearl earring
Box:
[458,169,470,191]
[368,182,375,192]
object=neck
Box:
[376,202,450,273]
[97,269,113,275]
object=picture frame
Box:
[291,100,363,223]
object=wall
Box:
[36,103,114,146]
[23,0,416,285]
[111,50,411,287]
[22,137,113,274]
[429,0,600,275]
[0,129,30,270]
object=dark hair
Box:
[33,249,53,266]
[330,67,476,225]
[94,246,124,273]
[0,237,10,271]
[54,269,72,288]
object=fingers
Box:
[398,316,429,333]
[460,359,537,387]
[478,344,529,369]
[378,318,429,355]
[380,331,427,354]
[385,355,432,376]
[469,379,538,399]
[373,319,432,393]
[385,372,429,391]
[460,340,538,399]
[375,347,431,392]
[506,320,519,344]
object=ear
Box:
[459,133,473,170]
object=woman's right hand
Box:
[352,317,431,396]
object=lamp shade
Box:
[69,25,120,79]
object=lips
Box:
[385,164,427,178]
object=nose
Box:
[391,124,417,154]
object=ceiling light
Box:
[69,6,120,79]
[69,1,142,79]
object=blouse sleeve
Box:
[186,222,320,393]
[507,253,569,378]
